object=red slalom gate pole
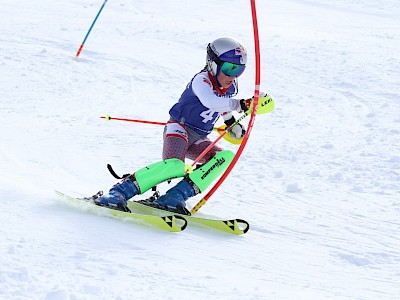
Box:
[191,0,262,215]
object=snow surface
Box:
[1,0,399,299]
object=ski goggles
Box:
[207,44,246,77]
[219,61,246,77]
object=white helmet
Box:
[206,37,247,77]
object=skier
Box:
[94,37,262,214]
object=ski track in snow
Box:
[1,0,399,299]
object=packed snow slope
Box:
[1,0,399,299]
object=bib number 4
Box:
[200,109,218,124]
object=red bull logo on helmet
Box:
[235,46,246,64]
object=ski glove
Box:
[239,98,252,113]
[224,116,246,140]
[230,123,246,140]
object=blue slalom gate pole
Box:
[75,0,108,58]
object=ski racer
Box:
[95,37,263,214]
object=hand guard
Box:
[238,92,267,113]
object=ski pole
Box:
[100,115,167,126]
[100,96,273,147]
[100,96,273,127]
[75,0,108,58]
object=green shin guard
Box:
[134,159,187,194]
[188,150,234,193]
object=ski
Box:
[127,200,250,235]
[55,191,187,233]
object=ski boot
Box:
[152,179,196,215]
[94,177,139,212]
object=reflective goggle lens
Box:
[220,62,246,77]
